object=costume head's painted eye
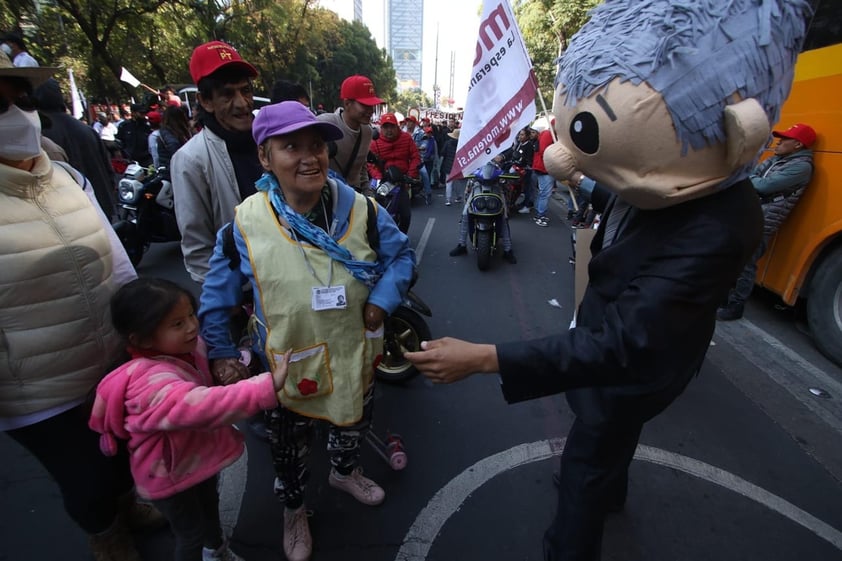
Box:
[570,112,599,155]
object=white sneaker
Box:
[518,206,531,214]
[283,507,312,561]
[329,467,385,505]
[202,542,244,561]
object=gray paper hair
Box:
[556,0,813,154]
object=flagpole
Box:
[536,85,578,211]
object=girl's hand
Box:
[364,303,386,331]
[271,349,292,391]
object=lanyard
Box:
[290,198,336,286]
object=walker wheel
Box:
[388,450,408,470]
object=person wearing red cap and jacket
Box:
[368,113,421,233]
[317,75,383,192]
[171,40,261,285]
[717,123,817,321]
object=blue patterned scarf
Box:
[255,172,383,287]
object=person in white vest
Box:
[0,54,162,561]
[199,101,415,561]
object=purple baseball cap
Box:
[252,101,343,145]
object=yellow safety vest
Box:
[235,191,382,425]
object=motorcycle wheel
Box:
[376,307,432,383]
[476,230,492,271]
[113,220,145,266]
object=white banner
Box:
[450,0,538,180]
[119,66,141,88]
[68,69,83,120]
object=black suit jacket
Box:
[497,179,763,424]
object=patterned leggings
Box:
[267,385,375,509]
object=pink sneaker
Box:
[328,467,385,506]
[283,507,312,561]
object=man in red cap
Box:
[368,113,421,233]
[717,123,817,320]
[171,40,261,284]
[317,74,383,192]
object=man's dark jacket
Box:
[34,79,117,218]
[496,180,763,423]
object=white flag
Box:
[68,69,83,120]
[119,67,141,88]
[450,0,538,180]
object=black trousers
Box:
[396,187,412,234]
[151,475,223,561]
[546,371,696,561]
[6,403,134,534]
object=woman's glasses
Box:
[0,93,37,115]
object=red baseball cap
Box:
[772,123,816,148]
[379,113,399,127]
[340,75,384,105]
[189,41,258,85]
[146,111,162,125]
[405,115,418,124]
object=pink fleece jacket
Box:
[89,338,278,500]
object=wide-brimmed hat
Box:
[447,128,460,140]
[189,40,258,85]
[0,51,57,89]
[253,101,343,145]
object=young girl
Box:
[89,278,290,561]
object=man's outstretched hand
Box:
[404,337,499,384]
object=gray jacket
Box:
[171,127,242,283]
[751,149,813,237]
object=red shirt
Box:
[532,129,553,174]
[368,131,421,180]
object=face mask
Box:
[0,43,12,56]
[0,105,42,161]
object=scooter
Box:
[373,165,421,234]
[112,162,181,266]
[465,162,509,271]
[377,270,432,383]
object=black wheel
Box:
[477,230,492,271]
[113,220,145,266]
[807,246,842,367]
[376,307,432,383]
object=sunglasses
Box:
[0,93,38,114]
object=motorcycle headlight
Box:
[118,179,142,203]
[485,198,501,212]
[474,197,488,211]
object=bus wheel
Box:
[807,246,842,367]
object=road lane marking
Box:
[414,218,436,267]
[394,438,842,560]
[715,319,842,434]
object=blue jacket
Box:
[199,177,415,360]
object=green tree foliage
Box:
[0,0,395,110]
[393,88,432,116]
[514,0,599,101]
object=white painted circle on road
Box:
[394,438,842,560]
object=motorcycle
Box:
[499,163,528,214]
[377,270,432,383]
[112,162,181,266]
[465,162,510,271]
[373,165,421,234]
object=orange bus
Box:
[756,0,842,366]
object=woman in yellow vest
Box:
[198,101,415,561]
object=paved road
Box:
[2,189,841,561]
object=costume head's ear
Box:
[724,99,771,168]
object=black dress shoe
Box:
[449,244,467,256]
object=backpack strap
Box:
[365,195,380,253]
